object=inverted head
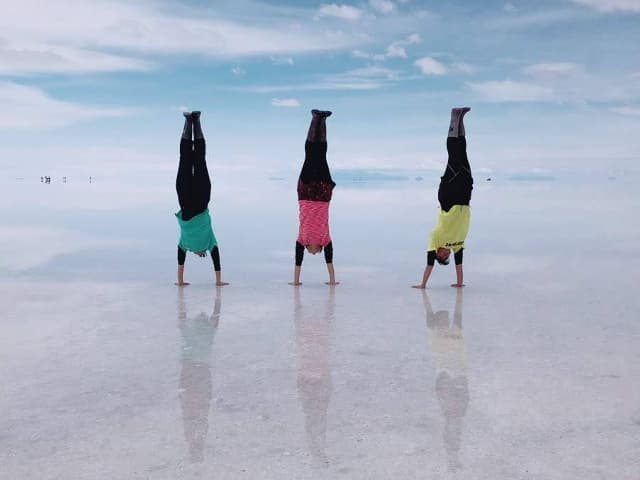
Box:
[306,244,323,255]
[436,248,451,265]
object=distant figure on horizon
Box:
[290,109,339,286]
[413,108,473,289]
[175,111,229,287]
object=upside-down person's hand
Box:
[451,283,465,288]
[175,282,191,286]
[412,284,427,289]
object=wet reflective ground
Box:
[1,175,639,479]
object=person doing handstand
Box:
[175,111,229,287]
[290,109,339,286]
[414,107,473,289]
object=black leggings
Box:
[438,137,473,212]
[176,138,210,221]
[298,141,335,202]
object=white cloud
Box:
[367,33,421,61]
[0,0,371,77]
[468,80,555,102]
[452,62,475,74]
[387,33,421,58]
[516,66,640,103]
[611,106,640,116]
[383,45,406,59]
[271,57,295,65]
[484,9,583,29]
[272,98,301,107]
[318,65,399,89]
[523,62,584,78]
[567,0,640,12]
[369,0,395,14]
[0,81,129,129]
[242,66,399,92]
[352,49,372,59]
[504,2,518,12]
[0,1,431,76]
[414,57,447,75]
[244,82,384,93]
[232,66,246,77]
[347,66,398,79]
[0,42,151,76]
[318,3,363,20]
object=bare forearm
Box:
[422,265,434,287]
[453,264,464,287]
[326,263,338,285]
[413,265,434,289]
[215,270,225,286]
[291,265,302,285]
[176,264,188,286]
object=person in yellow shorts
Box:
[414,107,472,289]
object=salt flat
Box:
[1,173,639,479]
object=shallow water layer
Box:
[1,175,639,479]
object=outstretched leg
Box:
[439,108,473,212]
[177,112,194,216]
[299,109,335,202]
[192,111,211,213]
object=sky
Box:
[0,0,639,179]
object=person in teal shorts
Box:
[175,111,229,287]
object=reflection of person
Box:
[290,109,339,286]
[175,111,229,287]
[177,288,221,463]
[422,290,469,472]
[413,108,473,289]
[294,288,335,467]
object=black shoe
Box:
[311,109,332,118]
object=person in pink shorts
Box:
[290,110,339,286]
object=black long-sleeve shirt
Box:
[296,241,333,266]
[178,245,221,271]
[427,248,463,266]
